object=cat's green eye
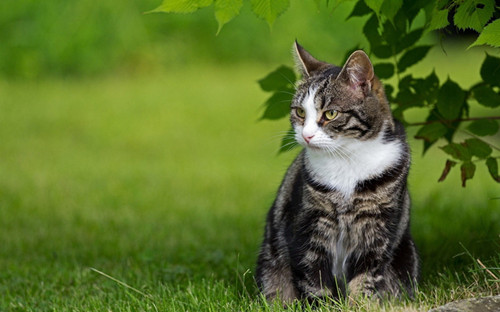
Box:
[324,110,338,120]
[295,108,306,118]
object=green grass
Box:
[0,62,499,311]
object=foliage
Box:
[261,1,500,186]
[155,0,500,186]
[151,0,290,30]
[2,0,312,78]
[0,0,159,78]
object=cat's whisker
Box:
[280,140,299,149]
[273,99,294,104]
[324,145,337,159]
[280,141,299,153]
[323,142,352,162]
[273,129,295,134]
[334,145,353,163]
[269,132,294,140]
[331,147,347,163]
[266,130,296,142]
[278,72,299,89]
[276,90,296,96]
[265,139,296,150]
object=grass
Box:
[0,61,499,311]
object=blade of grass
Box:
[90,267,159,312]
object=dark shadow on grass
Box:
[412,193,500,282]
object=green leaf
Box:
[250,0,290,28]
[472,85,500,107]
[460,161,476,187]
[258,66,296,92]
[385,83,395,102]
[258,66,296,121]
[438,159,457,182]
[396,28,424,53]
[486,157,500,182]
[443,118,461,143]
[329,0,359,8]
[415,122,448,143]
[402,0,433,26]
[363,14,382,48]
[380,0,403,23]
[396,71,439,106]
[372,45,393,59]
[380,19,400,46]
[279,128,298,153]
[454,0,494,32]
[364,0,384,14]
[437,78,466,120]
[347,0,372,19]
[427,7,449,31]
[418,70,440,104]
[362,16,396,59]
[436,0,450,10]
[373,63,394,79]
[394,73,440,113]
[398,45,432,73]
[463,138,492,159]
[467,119,499,136]
[151,0,213,13]
[215,0,243,33]
[469,19,500,48]
[480,54,500,87]
[260,90,294,120]
[440,142,472,161]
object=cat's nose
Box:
[303,134,314,143]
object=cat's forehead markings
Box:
[302,87,318,109]
[303,87,320,128]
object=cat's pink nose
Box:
[303,134,314,143]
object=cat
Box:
[255,42,419,303]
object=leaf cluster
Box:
[150,0,291,32]
[152,0,500,186]
[428,0,500,48]
[256,0,500,186]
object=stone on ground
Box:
[429,295,500,312]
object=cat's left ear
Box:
[293,41,329,77]
[337,50,374,95]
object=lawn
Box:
[0,62,499,311]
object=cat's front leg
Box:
[347,272,377,298]
[256,242,298,303]
[347,267,400,299]
[291,252,345,302]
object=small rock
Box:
[429,295,500,312]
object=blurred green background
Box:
[1,0,499,309]
[0,0,368,78]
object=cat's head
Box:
[290,42,394,153]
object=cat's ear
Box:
[337,50,374,95]
[293,41,328,77]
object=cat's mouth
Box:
[305,142,319,149]
[304,141,327,151]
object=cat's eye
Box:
[324,110,338,120]
[295,108,306,118]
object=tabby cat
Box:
[255,42,419,303]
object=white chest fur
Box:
[304,131,403,199]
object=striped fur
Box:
[256,43,419,303]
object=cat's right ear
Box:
[337,50,374,95]
[293,41,328,77]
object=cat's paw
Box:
[347,273,378,298]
